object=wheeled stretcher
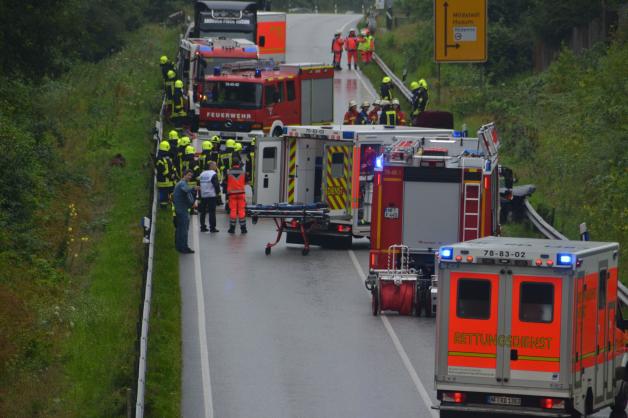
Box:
[246,203,330,256]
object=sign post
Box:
[434,0,487,63]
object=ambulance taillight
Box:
[540,398,565,409]
[442,392,466,403]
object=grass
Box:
[0,23,182,417]
[144,210,181,417]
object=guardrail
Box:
[372,52,412,102]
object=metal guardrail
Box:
[372,52,412,102]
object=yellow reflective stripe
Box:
[448,351,497,359]
[581,351,596,360]
[518,355,560,363]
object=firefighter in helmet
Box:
[165,69,177,113]
[172,80,187,127]
[210,135,221,162]
[156,141,177,207]
[410,79,429,126]
[331,30,345,70]
[343,100,359,125]
[368,99,381,124]
[160,55,174,83]
[177,136,191,177]
[379,99,397,126]
[199,140,213,170]
[167,130,180,172]
[392,98,406,126]
[355,101,371,125]
[380,76,393,101]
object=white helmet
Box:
[392,98,400,105]
[349,28,356,33]
[362,101,370,108]
[380,99,391,106]
[349,100,357,108]
[373,99,381,106]
[335,30,342,35]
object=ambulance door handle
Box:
[510,349,518,360]
[263,176,269,188]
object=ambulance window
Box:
[457,279,491,320]
[262,147,277,173]
[287,80,296,101]
[519,282,554,323]
[331,153,345,178]
[599,269,607,309]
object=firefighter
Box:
[177,136,191,177]
[331,30,344,70]
[358,29,369,65]
[220,138,236,177]
[156,141,177,207]
[365,29,375,64]
[343,100,359,125]
[226,158,248,234]
[246,139,256,189]
[345,28,359,70]
[210,135,221,162]
[380,76,394,101]
[392,98,407,125]
[160,55,174,82]
[410,79,429,126]
[183,145,201,189]
[172,80,187,127]
[165,69,177,114]
[379,100,397,125]
[355,101,371,125]
[368,100,381,124]
[199,140,213,170]
[167,129,180,172]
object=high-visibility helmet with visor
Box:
[234,142,243,152]
[167,70,176,79]
[349,100,357,108]
[202,141,213,151]
[410,81,419,90]
[419,79,428,88]
[174,80,183,88]
[382,76,391,83]
[179,136,191,147]
[159,141,170,152]
[225,138,236,148]
[168,129,179,140]
[211,135,220,144]
[185,145,196,155]
[160,56,168,64]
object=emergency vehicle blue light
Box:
[244,47,258,52]
[213,66,221,76]
[198,45,212,53]
[440,247,454,260]
[254,69,262,77]
[557,253,573,266]
[453,130,462,137]
[374,155,384,171]
[282,126,288,135]
[342,131,355,140]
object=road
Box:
[179,13,615,418]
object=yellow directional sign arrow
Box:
[434,0,487,63]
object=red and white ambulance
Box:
[365,123,501,316]
[435,236,627,417]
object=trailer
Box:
[365,123,501,316]
[254,125,454,246]
[435,237,627,417]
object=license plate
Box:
[384,207,399,219]
[487,395,521,406]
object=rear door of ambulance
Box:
[255,138,283,204]
[323,143,353,219]
[501,268,566,391]
[256,12,286,63]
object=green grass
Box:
[144,211,181,417]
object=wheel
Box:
[302,248,309,256]
[265,246,271,256]
[371,287,379,316]
[272,126,284,137]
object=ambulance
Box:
[365,123,501,316]
[435,237,627,417]
[255,125,454,246]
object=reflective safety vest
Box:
[381,109,397,125]
[345,36,358,51]
[156,155,175,188]
[172,88,186,117]
[227,165,246,195]
[357,36,369,52]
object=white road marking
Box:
[192,216,214,418]
[348,249,439,418]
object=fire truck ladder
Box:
[461,168,481,241]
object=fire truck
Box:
[365,123,501,316]
[254,125,454,247]
[179,37,260,130]
[192,1,286,62]
[198,62,334,137]
[435,237,627,418]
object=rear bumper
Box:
[438,404,572,417]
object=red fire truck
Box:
[198,62,334,136]
[435,237,627,418]
[365,123,501,316]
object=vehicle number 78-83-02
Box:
[483,250,526,258]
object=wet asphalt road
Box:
[179,13,615,418]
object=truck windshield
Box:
[197,57,251,79]
[202,81,262,109]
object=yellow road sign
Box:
[434,0,487,63]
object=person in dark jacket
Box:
[355,101,371,125]
[173,169,197,253]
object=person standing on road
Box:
[331,31,344,70]
[226,159,248,234]
[355,101,371,125]
[173,169,197,254]
[358,29,370,66]
[199,161,221,233]
[345,28,359,70]
[343,100,360,125]
[365,30,375,64]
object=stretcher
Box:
[246,203,330,256]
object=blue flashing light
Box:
[342,131,355,140]
[452,130,462,137]
[244,47,258,53]
[282,126,288,135]
[374,155,384,172]
[557,253,574,266]
[198,45,212,53]
[484,160,491,172]
[213,66,221,76]
[254,69,262,78]
[440,247,454,260]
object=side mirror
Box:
[258,36,266,47]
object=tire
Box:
[439,411,457,418]
[272,126,284,137]
[371,288,379,316]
